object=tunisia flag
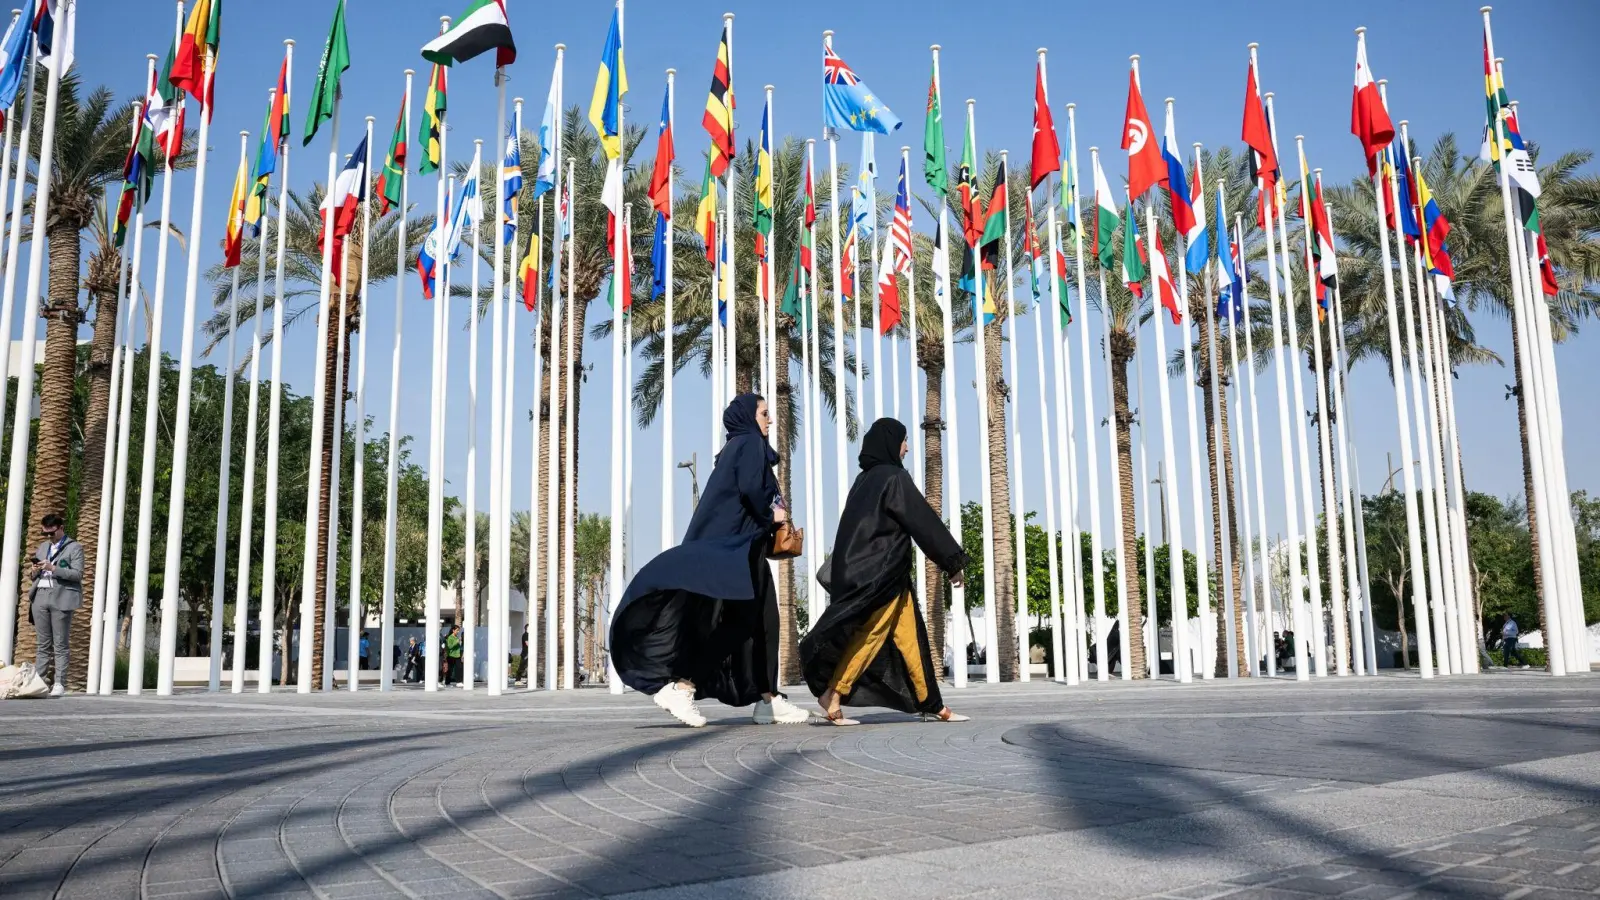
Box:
[1029,62,1060,190]
[1350,34,1394,175]
[1122,68,1166,199]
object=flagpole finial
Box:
[1066,102,1075,110]
[147,53,158,61]
[1377,78,1387,86]
[823,29,834,39]
[1354,26,1366,36]
[1496,57,1506,66]
[930,43,940,52]
[1264,91,1274,100]
[1295,134,1304,142]
[405,68,414,76]
[765,84,774,93]
[555,43,566,52]
[241,130,249,138]
[1398,119,1408,127]
[1193,142,1201,151]
[966,98,975,108]
[1480,6,1492,14]
[901,145,910,154]
[284,39,294,47]
[723,12,734,22]
[1129,54,1140,62]
[367,116,376,125]
[1165,97,1174,105]
[1038,47,1048,56]
[666,67,675,77]
[1314,168,1322,176]
[1248,42,1259,50]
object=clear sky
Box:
[64,0,1599,568]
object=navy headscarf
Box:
[858,418,907,471]
[722,393,779,465]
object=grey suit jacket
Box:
[29,538,83,611]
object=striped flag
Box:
[702,21,734,177]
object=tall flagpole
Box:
[1349,29,1432,676]
[1220,206,1263,676]
[1033,54,1069,685]
[762,86,776,402]
[423,24,452,692]
[662,68,676,552]
[825,31,845,620]
[805,141,823,628]
[526,187,543,688]
[930,47,963,688]
[156,24,218,695]
[325,237,350,692]
[1052,96,1081,686]
[1136,354,1157,673]
[543,46,565,690]
[0,20,31,540]
[902,143,928,649]
[346,116,376,691]
[87,92,144,695]
[122,10,186,693]
[208,130,250,692]
[501,95,524,694]
[380,70,413,691]
[487,69,509,697]
[562,158,578,689]
[256,40,296,693]
[998,151,1029,682]
[722,11,737,397]
[1080,133,1114,684]
[1166,99,1212,679]
[464,138,483,691]
[1235,212,1278,675]
[966,99,998,683]
[624,206,636,586]
[606,0,629,695]
[0,9,19,436]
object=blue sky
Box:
[64,0,1599,567]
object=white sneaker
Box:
[652,682,707,728]
[49,683,64,697]
[754,695,812,725]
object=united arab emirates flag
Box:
[423,0,515,67]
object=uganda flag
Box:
[702,21,734,178]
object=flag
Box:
[957,114,980,248]
[841,222,858,302]
[318,134,369,282]
[445,168,481,265]
[1052,232,1072,326]
[851,133,877,240]
[932,211,951,314]
[1150,231,1181,324]
[1060,153,1077,236]
[875,232,901,335]
[695,157,717,262]
[1392,145,1422,242]
[1121,201,1144,298]
[422,0,515,67]
[588,4,626,160]
[716,214,730,324]
[501,124,522,243]
[889,157,913,275]
[520,231,541,310]
[1414,166,1454,290]
[607,209,632,312]
[1350,35,1394,176]
[923,63,946,198]
[223,150,247,268]
[141,45,186,165]
[245,58,289,234]
[1091,154,1118,271]
[112,123,147,249]
[1482,45,1542,234]
[33,0,73,75]
[417,193,448,298]
[1122,68,1166,199]
[1160,105,1205,273]
[822,41,901,134]
[1024,196,1043,301]
[0,9,31,111]
[753,97,774,237]
[533,61,559,197]
[1187,155,1209,275]
[649,86,673,217]
[169,0,220,119]
[1535,232,1557,297]
[1214,190,1243,323]
[303,0,349,147]
[979,159,1008,267]
[375,91,407,216]
[1030,61,1060,190]
[418,63,447,174]
[1309,168,1338,309]
[781,237,808,323]
[650,210,668,300]
[804,150,817,233]
[558,176,570,240]
[702,21,734,177]
[1242,60,1278,230]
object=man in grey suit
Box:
[29,513,82,696]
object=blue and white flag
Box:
[533,60,560,198]
[822,42,900,134]
[501,124,522,244]
[446,170,481,265]
[0,10,31,110]
[851,133,877,239]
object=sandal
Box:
[817,704,860,726]
[920,707,970,723]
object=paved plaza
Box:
[1,673,1598,899]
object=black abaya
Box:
[609,395,781,707]
[800,423,968,715]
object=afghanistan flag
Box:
[418,63,447,174]
[375,92,407,215]
[422,0,515,67]
[303,0,350,147]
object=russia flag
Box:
[1161,106,1208,275]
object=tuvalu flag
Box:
[1121,67,1165,199]
[822,41,900,134]
[375,91,407,215]
[169,0,221,121]
[702,21,734,177]
[223,149,248,268]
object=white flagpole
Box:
[902,144,928,643]
[1221,207,1262,676]
[997,151,1028,682]
[1135,356,1157,674]
[486,71,509,697]
[807,147,825,626]
[156,27,219,695]
[1318,186,1366,674]
[1028,55,1065,686]
[827,34,847,606]
[0,4,70,665]
[121,13,184,693]
[525,188,542,689]
[1194,148,1239,678]
[325,236,350,693]
[1347,30,1433,676]
[1081,137,1115,684]
[464,139,483,691]
[424,30,452,692]
[1166,100,1212,680]
[1292,140,1346,677]
[932,47,964,689]
[662,68,676,553]
[1050,94,1080,687]
[87,92,144,695]
[966,100,998,683]
[624,205,636,581]
[762,85,775,403]
[1234,211,1278,676]
[562,158,578,690]
[257,40,296,693]
[1411,235,1465,671]
[345,116,375,692]
[0,10,17,419]
[207,130,249,692]
[501,95,524,694]
[712,211,723,446]
[380,71,412,692]
[605,1,629,696]
[542,47,565,690]
[720,12,736,401]
[0,26,24,489]
[872,200,884,423]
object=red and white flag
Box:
[1122,66,1166,199]
[1350,33,1394,175]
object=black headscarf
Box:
[722,393,779,465]
[858,418,907,471]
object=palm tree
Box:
[573,511,609,681]
[15,72,193,682]
[202,182,429,689]
[1325,133,1600,617]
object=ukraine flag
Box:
[588,5,627,161]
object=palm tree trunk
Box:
[533,303,554,687]
[71,255,122,690]
[1196,295,1246,677]
[1510,311,1543,609]
[1109,328,1147,678]
[983,319,1019,681]
[557,296,590,685]
[17,222,85,673]
[774,319,801,686]
[310,291,355,689]
[918,337,946,677]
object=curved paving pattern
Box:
[1,674,1597,899]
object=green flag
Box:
[302,0,350,147]
[923,63,946,199]
[1121,201,1145,292]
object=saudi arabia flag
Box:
[422,0,516,67]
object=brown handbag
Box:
[769,521,804,560]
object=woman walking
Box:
[801,419,970,725]
[610,394,812,728]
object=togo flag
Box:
[422,0,515,67]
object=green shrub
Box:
[112,650,159,691]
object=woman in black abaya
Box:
[801,419,971,725]
[608,394,811,728]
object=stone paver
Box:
[1,673,1596,898]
